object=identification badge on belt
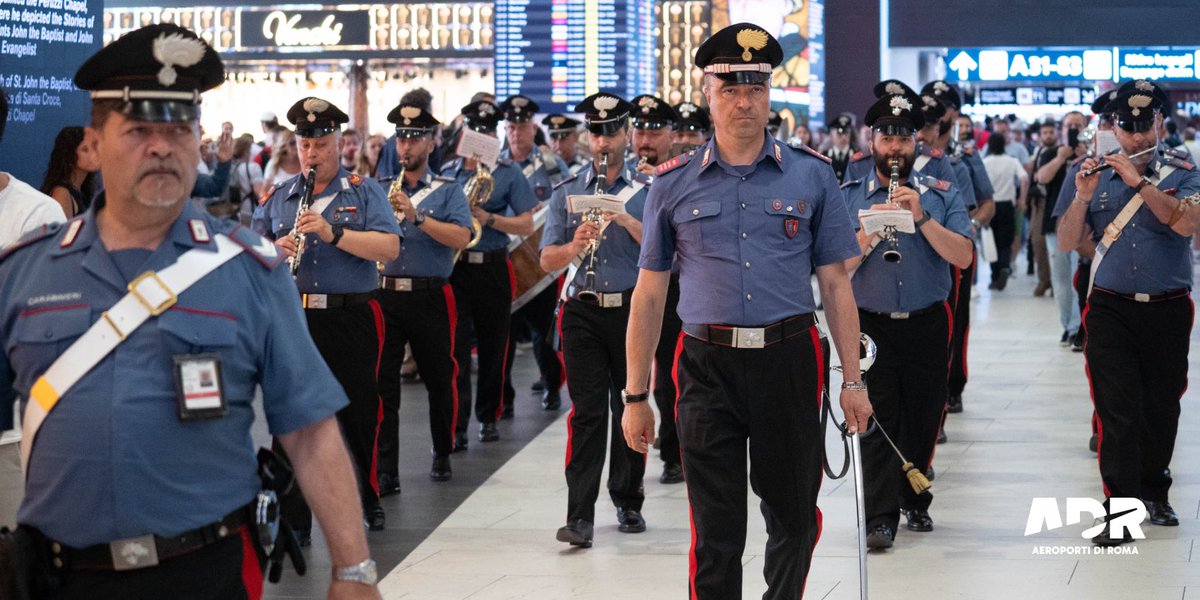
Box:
[173,353,227,421]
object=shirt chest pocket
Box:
[10,306,91,372]
[762,198,812,250]
[674,201,722,251]
[157,309,238,356]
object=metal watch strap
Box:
[333,557,377,585]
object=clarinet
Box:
[288,166,318,279]
[576,152,609,303]
[881,158,902,263]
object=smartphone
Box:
[1066,128,1079,149]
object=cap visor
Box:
[296,124,339,138]
[395,128,433,139]
[714,71,770,85]
[121,100,200,123]
[871,121,918,136]
[631,119,671,130]
[586,121,626,136]
[1116,118,1154,133]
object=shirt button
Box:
[746,293,752,300]
[741,176,747,181]
[786,206,793,212]
[741,232,747,239]
[44,330,53,339]
[692,208,700,216]
[744,261,751,268]
[741,203,746,209]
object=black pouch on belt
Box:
[256,448,307,583]
[0,525,58,600]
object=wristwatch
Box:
[485,213,496,228]
[414,211,427,226]
[914,210,932,228]
[621,389,649,405]
[333,558,378,585]
[329,223,345,246]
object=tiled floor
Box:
[3,261,1197,600]
[377,263,1200,600]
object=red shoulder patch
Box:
[934,178,951,191]
[348,173,363,186]
[655,152,691,176]
[851,151,867,161]
[798,144,831,164]
[928,147,944,158]
[258,189,272,206]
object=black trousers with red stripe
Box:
[561,299,644,523]
[503,281,564,407]
[1084,291,1191,502]
[675,328,824,600]
[48,529,265,600]
[653,273,683,467]
[859,305,951,532]
[947,248,975,397]
[378,284,460,465]
[451,259,514,429]
[282,303,383,533]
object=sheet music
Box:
[456,128,501,169]
[858,209,915,235]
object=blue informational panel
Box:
[945,47,1200,84]
[494,0,656,115]
[0,1,102,185]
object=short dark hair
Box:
[0,87,7,143]
[1040,118,1057,130]
[343,128,360,139]
[987,130,1007,155]
[90,99,124,129]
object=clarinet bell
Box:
[575,271,600,304]
[882,244,902,263]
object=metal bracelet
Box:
[841,380,868,391]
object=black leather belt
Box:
[379,276,447,292]
[300,291,376,309]
[568,286,632,308]
[459,249,508,264]
[1093,286,1190,303]
[683,313,816,349]
[48,504,252,571]
[861,302,944,320]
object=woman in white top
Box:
[260,129,300,195]
[981,131,1028,290]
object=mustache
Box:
[137,164,181,179]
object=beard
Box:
[133,165,187,209]
[638,146,661,166]
[873,151,915,181]
[401,153,427,173]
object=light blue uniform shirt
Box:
[254,167,401,294]
[378,172,472,279]
[841,172,973,313]
[440,157,537,253]
[0,201,348,547]
[639,133,860,326]
[503,148,571,202]
[541,162,649,293]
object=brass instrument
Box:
[575,152,609,304]
[462,156,493,248]
[381,165,406,273]
[288,166,318,279]
[882,158,902,263]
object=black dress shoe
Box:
[903,509,934,532]
[660,463,684,484]
[1088,433,1098,453]
[617,507,646,533]
[479,422,500,442]
[378,472,401,498]
[531,379,546,392]
[364,505,386,531]
[541,389,561,410]
[430,455,452,482]
[1091,521,1134,546]
[946,395,963,414]
[1143,500,1179,526]
[556,519,594,547]
[866,524,894,549]
[453,431,469,453]
[937,426,947,444]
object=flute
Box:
[1081,146,1156,177]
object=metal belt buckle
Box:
[468,252,485,264]
[889,311,910,319]
[733,327,766,349]
[1105,223,1122,242]
[128,271,177,316]
[303,294,328,309]
[109,534,159,571]
[601,293,622,308]
[394,278,413,292]
[1134,293,1151,303]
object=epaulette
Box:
[226,225,285,269]
[495,157,513,167]
[1167,156,1195,171]
[918,144,944,159]
[839,178,863,189]
[348,173,363,186]
[850,151,870,162]
[786,139,831,164]
[0,221,63,262]
[632,170,653,185]
[921,175,953,193]
[655,150,694,176]
[1164,145,1189,159]
[434,175,456,183]
[259,181,284,206]
[552,173,579,190]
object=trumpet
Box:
[575,152,609,304]
[881,158,902,263]
[1081,146,1156,178]
[289,166,318,279]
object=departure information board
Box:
[495,0,656,114]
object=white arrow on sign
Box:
[948,51,978,80]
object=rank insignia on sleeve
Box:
[785,217,800,239]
